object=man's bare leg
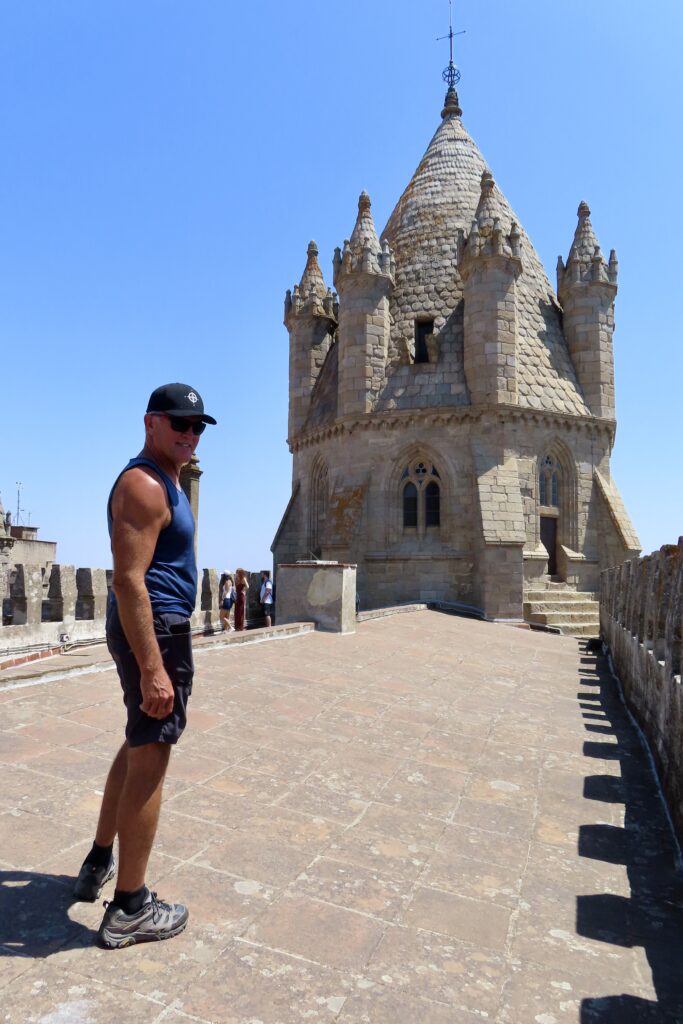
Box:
[98,741,188,946]
[94,741,129,848]
[74,742,127,901]
[115,742,171,892]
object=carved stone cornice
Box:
[288,404,616,453]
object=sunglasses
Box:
[165,415,206,436]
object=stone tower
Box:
[273,74,640,624]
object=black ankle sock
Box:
[113,885,148,915]
[85,841,113,868]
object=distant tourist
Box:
[234,567,249,631]
[219,572,235,631]
[73,382,216,949]
[260,569,274,627]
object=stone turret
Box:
[334,192,394,417]
[274,69,640,623]
[284,241,338,438]
[557,201,617,421]
[459,172,522,406]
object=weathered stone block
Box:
[277,561,357,633]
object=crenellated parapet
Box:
[557,201,617,421]
[334,192,394,417]
[0,561,268,662]
[285,240,338,440]
[458,172,522,406]
[601,540,683,838]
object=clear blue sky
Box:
[1,0,680,572]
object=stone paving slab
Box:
[1,611,683,1022]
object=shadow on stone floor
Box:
[576,648,683,1023]
[0,870,95,957]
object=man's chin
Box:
[175,450,195,468]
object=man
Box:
[73,383,216,949]
[259,569,274,627]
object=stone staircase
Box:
[524,580,600,638]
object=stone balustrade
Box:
[600,540,683,837]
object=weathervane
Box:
[437,0,465,87]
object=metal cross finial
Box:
[437,0,465,87]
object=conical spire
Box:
[564,201,610,284]
[349,192,381,256]
[298,240,328,302]
[568,201,600,264]
[380,91,590,418]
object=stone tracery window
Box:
[401,459,441,534]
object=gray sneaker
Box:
[97,890,189,949]
[73,855,116,902]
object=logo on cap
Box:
[187,391,199,405]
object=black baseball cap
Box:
[146,383,217,425]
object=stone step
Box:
[524,599,597,614]
[524,584,599,637]
[561,621,601,638]
[529,619,599,638]
[525,589,598,603]
[528,610,599,627]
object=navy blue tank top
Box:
[107,457,197,617]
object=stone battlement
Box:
[0,563,267,663]
[601,540,683,839]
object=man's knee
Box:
[126,742,172,785]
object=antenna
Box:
[437,0,465,88]
[15,481,22,527]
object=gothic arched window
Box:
[403,482,418,528]
[400,459,442,536]
[425,481,440,527]
[539,455,559,508]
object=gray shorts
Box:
[106,605,194,747]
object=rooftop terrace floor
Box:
[1,611,683,1023]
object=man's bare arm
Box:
[110,467,175,720]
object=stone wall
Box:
[0,563,268,661]
[1,562,111,659]
[274,408,639,620]
[600,541,683,838]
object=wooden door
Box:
[540,516,558,576]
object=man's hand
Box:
[139,668,175,719]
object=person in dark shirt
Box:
[73,383,216,949]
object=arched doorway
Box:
[539,454,560,576]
